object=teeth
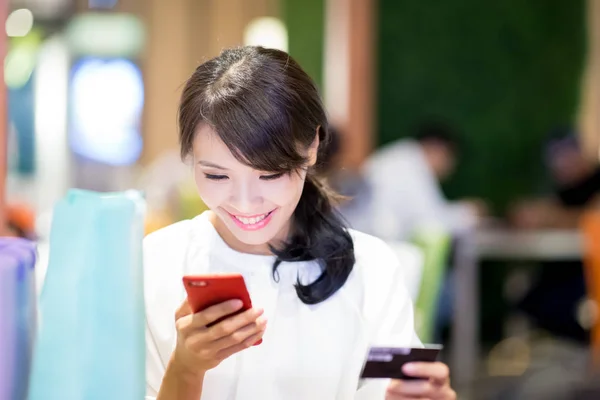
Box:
[235,213,268,225]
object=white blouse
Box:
[144,212,421,400]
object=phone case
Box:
[183,274,262,345]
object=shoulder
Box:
[344,229,416,338]
[143,220,195,297]
[346,229,404,294]
[143,212,215,285]
[350,229,399,270]
[366,139,417,164]
[144,219,194,275]
[144,219,194,255]
[364,140,421,179]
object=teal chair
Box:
[411,229,451,343]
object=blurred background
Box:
[3,0,600,399]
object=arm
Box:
[544,205,588,228]
[146,299,267,400]
[547,193,600,228]
[156,356,205,400]
[379,282,454,399]
[510,195,600,229]
[145,301,205,400]
[354,250,422,399]
[354,243,454,399]
[367,159,475,241]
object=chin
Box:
[222,216,279,245]
[233,231,276,246]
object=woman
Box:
[144,46,456,399]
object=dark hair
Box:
[544,126,580,162]
[178,46,355,305]
[413,119,460,153]
[316,125,342,175]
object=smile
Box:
[227,209,277,231]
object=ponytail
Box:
[271,174,355,304]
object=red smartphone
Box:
[182,273,262,345]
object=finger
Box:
[193,299,246,327]
[174,299,197,334]
[212,316,267,350]
[175,298,193,321]
[434,388,457,400]
[386,387,429,400]
[215,329,266,360]
[184,317,265,355]
[402,362,450,383]
[389,397,428,400]
[388,397,428,400]
[206,307,264,341]
[387,379,433,397]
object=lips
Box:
[233,211,272,225]
[226,209,277,231]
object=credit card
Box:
[360,345,442,380]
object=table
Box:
[474,229,584,261]
[450,228,584,393]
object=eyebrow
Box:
[197,160,229,170]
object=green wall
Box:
[282,0,325,90]
[378,0,587,212]
[283,0,586,211]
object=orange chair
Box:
[6,202,36,238]
[582,210,600,362]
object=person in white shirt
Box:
[144,46,456,400]
[357,122,482,241]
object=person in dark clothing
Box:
[511,129,600,343]
[511,131,600,229]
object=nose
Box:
[229,179,262,213]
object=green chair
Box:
[411,228,452,343]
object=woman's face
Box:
[192,124,317,254]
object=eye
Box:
[204,174,229,181]
[260,172,284,181]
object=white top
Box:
[144,212,421,400]
[361,139,477,240]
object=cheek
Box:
[194,174,227,208]
[266,175,305,206]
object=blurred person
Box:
[511,128,599,344]
[333,121,485,343]
[360,120,484,241]
[511,130,600,229]
[145,47,456,400]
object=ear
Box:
[307,125,321,166]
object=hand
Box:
[386,362,456,399]
[460,198,489,219]
[509,199,554,229]
[172,298,267,377]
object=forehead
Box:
[192,124,234,158]
[192,124,260,172]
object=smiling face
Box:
[192,124,318,254]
